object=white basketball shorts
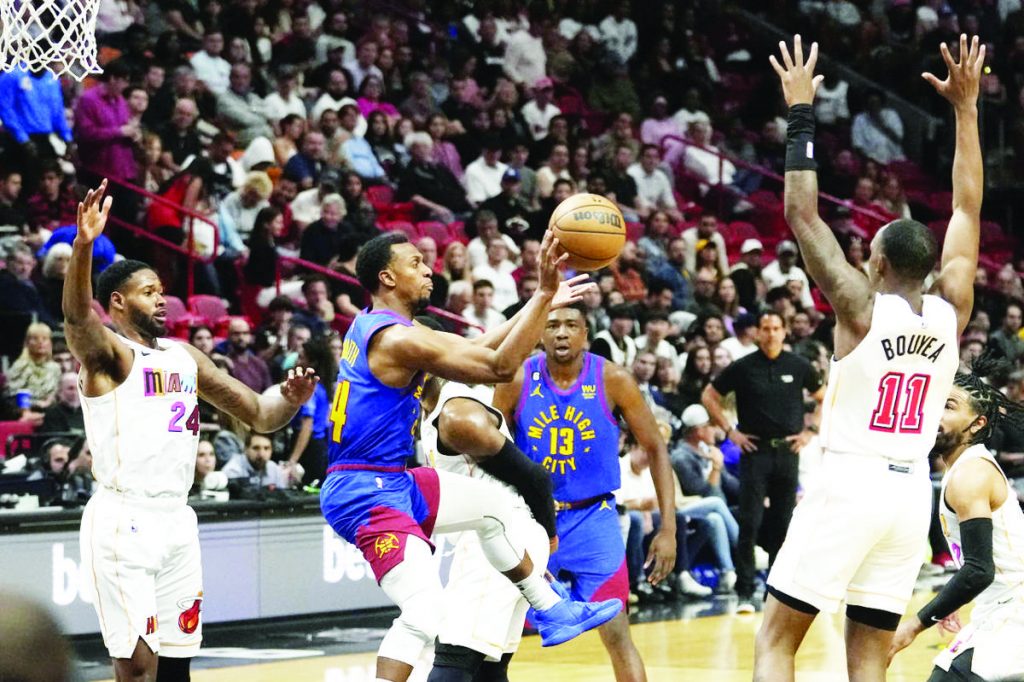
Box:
[767,451,931,615]
[934,599,1024,680]
[79,488,204,659]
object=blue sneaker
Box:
[531,596,623,647]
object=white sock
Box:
[516,574,561,611]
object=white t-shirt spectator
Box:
[521,100,562,141]
[472,262,518,312]
[627,163,677,214]
[190,51,231,95]
[815,80,850,125]
[535,165,572,198]
[851,109,905,165]
[634,335,680,370]
[289,188,323,226]
[464,157,509,205]
[467,234,520,270]
[598,15,638,65]
[680,226,730,275]
[344,60,383,90]
[462,306,507,337]
[761,259,815,310]
[310,95,367,137]
[263,92,308,126]
[719,336,757,361]
[503,30,546,86]
[672,107,711,134]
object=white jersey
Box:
[79,335,200,500]
[819,293,958,462]
[940,445,1024,619]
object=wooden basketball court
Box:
[98,592,953,681]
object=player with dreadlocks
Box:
[889,355,1024,681]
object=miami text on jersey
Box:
[143,368,197,397]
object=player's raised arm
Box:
[62,180,132,378]
[184,344,318,433]
[770,36,872,329]
[605,363,677,585]
[382,231,576,383]
[926,34,984,334]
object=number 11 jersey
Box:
[819,293,958,463]
[79,335,200,499]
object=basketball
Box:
[548,193,627,271]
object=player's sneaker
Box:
[736,597,756,614]
[531,596,623,647]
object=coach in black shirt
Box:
[702,311,824,610]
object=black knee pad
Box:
[430,642,486,676]
[474,652,512,682]
[156,656,191,682]
[845,604,901,632]
[766,585,819,616]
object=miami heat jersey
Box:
[327,309,426,468]
[513,353,619,501]
[79,335,199,499]
[819,293,958,462]
[940,445,1024,620]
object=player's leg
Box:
[427,643,486,682]
[736,452,771,604]
[753,590,818,682]
[113,639,159,682]
[153,505,203,682]
[596,610,646,682]
[474,653,513,682]
[376,536,445,682]
[844,609,900,682]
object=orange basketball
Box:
[547,193,627,271]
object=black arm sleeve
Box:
[476,439,557,539]
[916,517,995,626]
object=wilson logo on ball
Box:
[571,211,622,227]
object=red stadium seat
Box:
[722,221,759,252]
[163,295,195,338]
[366,185,394,208]
[188,295,230,329]
[417,221,450,248]
[383,220,421,240]
[0,420,35,459]
[625,222,644,242]
[447,221,469,244]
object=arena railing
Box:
[274,254,484,332]
[658,134,894,226]
[84,172,220,300]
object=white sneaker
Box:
[678,571,713,597]
[754,547,770,571]
[720,570,737,592]
[736,598,756,614]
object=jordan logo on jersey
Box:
[143,368,197,397]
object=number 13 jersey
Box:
[819,293,958,463]
[79,335,200,499]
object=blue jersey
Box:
[294,382,331,439]
[327,310,426,468]
[513,352,620,501]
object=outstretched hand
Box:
[537,229,570,298]
[923,34,985,109]
[769,35,823,107]
[76,179,113,245]
[551,274,598,309]
[281,366,320,405]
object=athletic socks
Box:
[515,573,561,611]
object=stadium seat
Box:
[723,221,759,251]
[417,221,450,248]
[0,421,36,459]
[163,295,195,337]
[447,221,469,244]
[383,220,421,240]
[188,295,230,329]
[625,222,644,242]
[366,185,394,208]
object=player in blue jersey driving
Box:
[492,304,678,682]
[319,230,622,682]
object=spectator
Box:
[673,404,740,506]
[592,111,639,166]
[274,13,317,68]
[629,145,682,222]
[36,242,71,323]
[345,39,384,90]
[264,66,308,128]
[74,59,138,186]
[632,349,662,406]
[40,372,84,434]
[683,120,740,198]
[217,63,273,147]
[466,209,520,269]
[292,277,333,336]
[273,113,307,166]
[270,322,312,382]
[283,131,328,189]
[714,275,746,334]
[461,279,506,334]
[190,29,231,94]
[598,1,638,66]
[414,236,449,308]
[311,68,362,134]
[157,98,202,171]
[299,194,350,266]
[635,310,680,368]
[190,440,228,498]
[441,241,473,285]
[339,107,388,184]
[26,162,77,234]
[679,213,728,275]
[609,240,647,302]
[223,317,272,393]
[501,273,540,319]
[588,60,641,119]
[535,143,572,199]
[395,131,470,222]
[427,113,465,181]
[290,168,340,229]
[591,303,638,366]
[340,172,379,236]
[638,210,675,271]
[444,280,474,333]
[315,10,355,64]
[6,322,60,415]
[0,64,73,180]
[328,237,369,318]
[877,174,912,219]
[851,90,906,164]
[502,7,547,87]
[472,238,518,312]
[244,207,284,288]
[989,303,1024,364]
[464,135,508,206]
[222,432,295,490]
[521,76,562,142]
[364,111,402,180]
[814,71,850,128]
[606,144,642,220]
[219,171,273,251]
[284,335,335,485]
[479,168,534,236]
[0,243,56,326]
[730,238,766,311]
[37,225,117,273]
[356,75,399,123]
[640,94,683,150]
[761,240,814,311]
[687,266,721,317]
[399,72,438,127]
[0,169,28,230]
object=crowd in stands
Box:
[1,0,1024,598]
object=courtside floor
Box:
[80,583,956,681]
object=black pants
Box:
[927,649,984,681]
[736,440,799,599]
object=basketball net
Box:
[0,0,102,80]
